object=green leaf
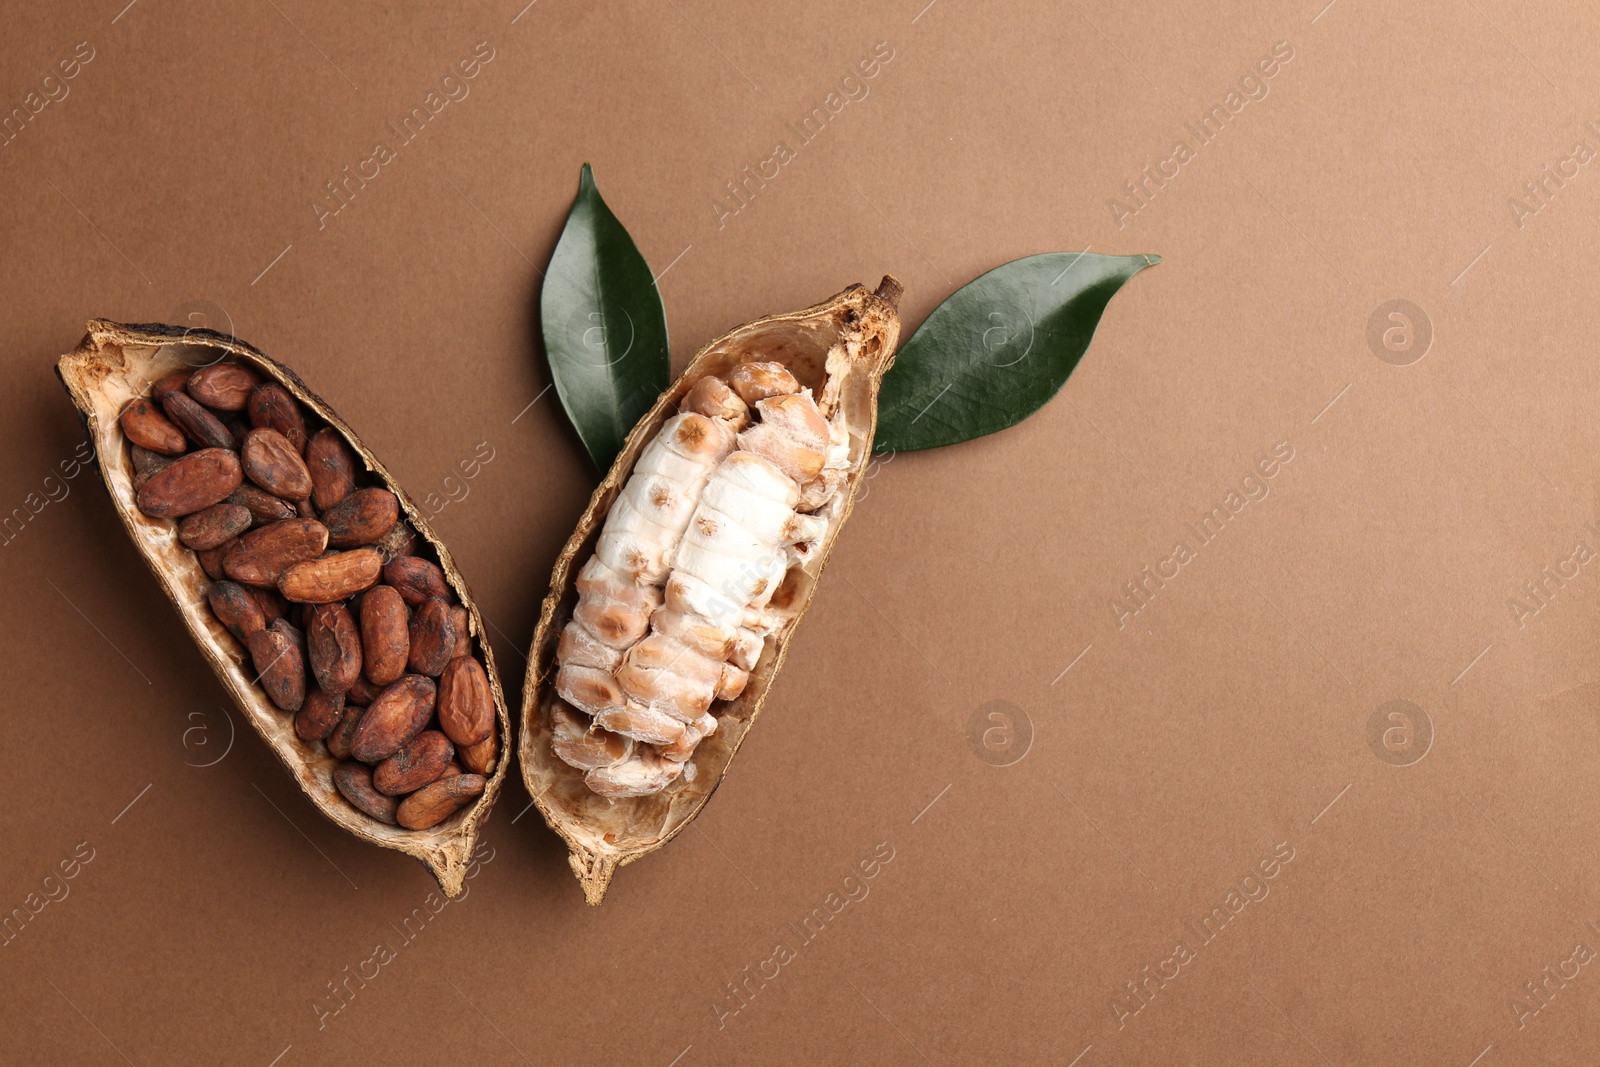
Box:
[874,251,1159,453]
[542,163,671,470]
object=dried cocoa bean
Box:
[437,656,493,746]
[374,521,419,563]
[458,731,498,776]
[151,371,191,400]
[177,502,251,550]
[396,774,484,830]
[407,598,457,677]
[197,539,234,580]
[347,675,381,706]
[187,363,259,411]
[294,687,345,742]
[207,580,267,640]
[247,619,305,712]
[307,602,362,694]
[279,548,382,603]
[359,584,409,687]
[222,517,328,586]
[228,484,297,526]
[119,398,187,454]
[136,447,243,518]
[326,704,364,760]
[162,391,235,450]
[333,762,399,825]
[349,675,436,763]
[383,556,450,605]
[242,428,313,501]
[373,730,454,796]
[249,585,289,623]
[323,488,399,548]
[306,428,356,509]
[130,445,178,481]
[247,382,307,453]
[449,606,472,659]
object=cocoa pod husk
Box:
[119,398,187,454]
[323,487,399,548]
[162,390,236,450]
[396,774,484,831]
[520,279,902,904]
[247,382,307,453]
[307,602,362,694]
[407,598,457,677]
[294,687,345,742]
[57,322,510,898]
[223,518,328,587]
[279,548,382,603]
[136,447,242,518]
[373,730,454,796]
[247,619,305,713]
[228,484,297,526]
[384,556,450,605]
[333,762,399,825]
[207,580,267,640]
[360,584,409,686]
[438,655,493,746]
[349,675,436,763]
[178,502,251,551]
[306,428,356,509]
[241,428,313,501]
[187,363,259,411]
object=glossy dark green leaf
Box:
[874,251,1159,453]
[542,163,670,470]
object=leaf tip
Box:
[1140,253,1161,267]
[579,162,595,189]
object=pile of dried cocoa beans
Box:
[124,361,496,830]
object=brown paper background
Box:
[4,1,1599,1063]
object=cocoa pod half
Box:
[520,279,902,904]
[56,322,509,897]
